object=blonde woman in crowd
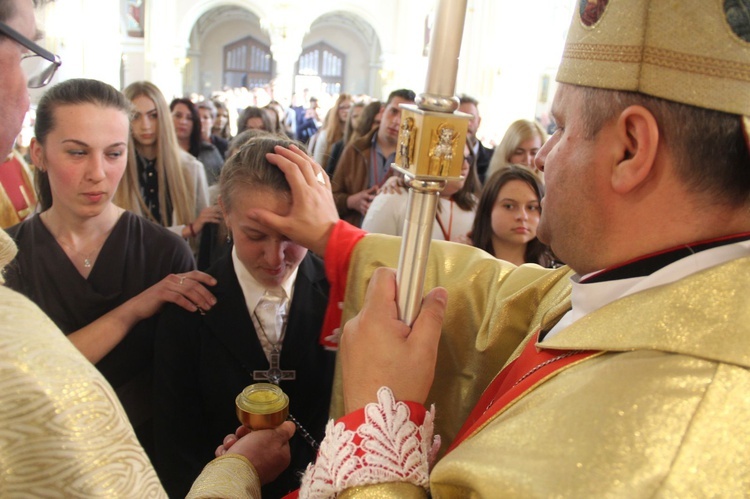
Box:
[325,100,365,175]
[488,119,547,178]
[118,81,220,245]
[312,93,352,166]
[327,100,380,176]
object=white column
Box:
[40,0,120,87]
[144,0,185,99]
[262,10,308,104]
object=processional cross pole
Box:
[393,0,470,326]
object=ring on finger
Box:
[315,171,326,186]
[179,276,186,285]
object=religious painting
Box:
[725,0,750,42]
[579,0,609,27]
[126,0,145,38]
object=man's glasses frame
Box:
[0,20,61,88]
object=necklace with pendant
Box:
[42,210,112,270]
[55,237,103,268]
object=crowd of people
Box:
[2,0,750,496]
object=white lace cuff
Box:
[300,387,440,498]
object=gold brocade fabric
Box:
[0,284,166,497]
[0,233,261,497]
[335,236,750,496]
[330,235,574,455]
[186,454,261,499]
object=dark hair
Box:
[169,98,202,157]
[386,89,416,106]
[352,100,382,142]
[219,136,306,212]
[459,94,479,107]
[471,165,553,266]
[578,86,750,207]
[211,100,231,139]
[237,106,272,134]
[34,78,132,210]
[450,150,480,212]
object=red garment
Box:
[0,155,35,227]
[320,220,366,349]
[448,332,598,452]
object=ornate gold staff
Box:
[392,0,469,326]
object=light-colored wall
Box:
[195,19,269,98]
[29,0,574,146]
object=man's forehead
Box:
[387,96,411,108]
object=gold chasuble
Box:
[332,235,750,497]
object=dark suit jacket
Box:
[153,251,333,498]
[475,139,494,184]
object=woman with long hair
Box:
[211,99,231,140]
[325,100,365,176]
[170,97,224,185]
[488,119,547,178]
[4,78,217,456]
[237,105,273,134]
[470,165,555,267]
[117,81,220,244]
[312,93,352,167]
[326,100,378,176]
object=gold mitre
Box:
[557,0,750,117]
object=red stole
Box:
[448,331,599,453]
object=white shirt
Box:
[544,239,750,341]
[231,246,299,360]
[362,191,475,242]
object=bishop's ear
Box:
[611,105,659,194]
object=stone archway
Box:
[301,10,382,98]
[183,4,269,98]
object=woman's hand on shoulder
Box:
[131,270,218,320]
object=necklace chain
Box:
[42,210,115,270]
[252,303,320,450]
[54,237,102,268]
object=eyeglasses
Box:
[0,20,61,88]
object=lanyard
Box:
[370,138,391,188]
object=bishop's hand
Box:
[340,267,447,413]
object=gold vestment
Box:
[332,235,750,497]
[0,231,260,497]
